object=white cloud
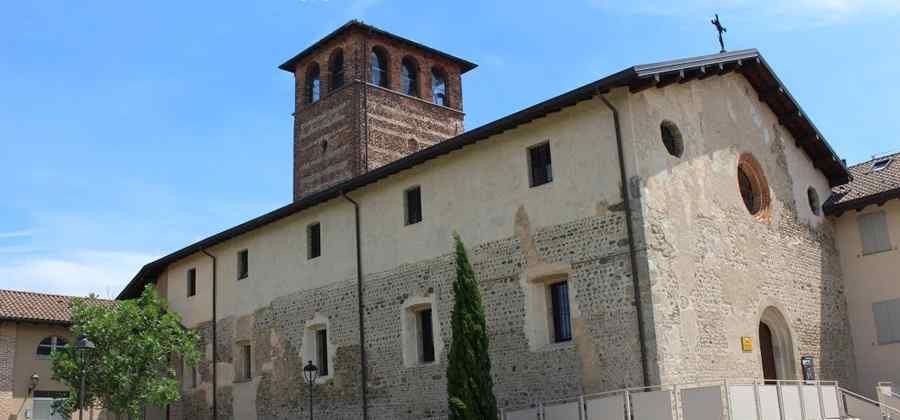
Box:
[590,0,900,26]
[0,229,35,239]
[0,250,154,299]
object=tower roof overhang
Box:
[277,20,478,74]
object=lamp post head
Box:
[303,361,318,384]
[28,373,39,391]
[75,336,96,351]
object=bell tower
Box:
[279,21,477,201]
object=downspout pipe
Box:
[598,93,651,387]
[341,191,369,420]
[202,249,218,420]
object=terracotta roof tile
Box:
[827,152,900,213]
[0,289,114,325]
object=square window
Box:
[308,223,322,259]
[549,281,572,343]
[405,186,423,225]
[418,308,435,363]
[858,212,892,255]
[528,142,553,187]
[237,250,249,280]
[186,268,197,297]
[316,329,329,376]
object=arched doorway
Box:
[759,307,796,382]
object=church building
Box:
[116,20,868,419]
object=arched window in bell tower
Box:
[401,57,419,97]
[371,48,389,88]
[329,49,344,91]
[431,67,448,107]
[305,63,321,104]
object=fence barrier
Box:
[500,379,900,420]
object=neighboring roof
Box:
[826,151,900,215]
[278,20,478,74]
[118,48,851,299]
[0,289,113,325]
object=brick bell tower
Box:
[279,21,477,201]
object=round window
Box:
[737,153,770,219]
[660,121,684,158]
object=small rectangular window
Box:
[241,344,252,381]
[308,223,321,259]
[549,281,572,343]
[186,268,197,297]
[858,212,892,255]
[418,308,435,363]
[873,298,900,345]
[405,186,423,225]
[528,142,553,187]
[237,250,249,280]
[316,329,329,376]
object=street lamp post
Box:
[28,373,39,394]
[74,336,95,420]
[303,361,319,420]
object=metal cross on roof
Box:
[711,14,727,53]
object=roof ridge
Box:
[0,288,111,301]
[847,151,900,168]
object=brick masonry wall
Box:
[0,327,14,417]
[364,86,463,171]
[174,209,643,419]
[289,27,468,200]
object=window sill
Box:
[862,248,895,257]
[536,340,575,352]
[232,378,253,384]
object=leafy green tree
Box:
[447,233,498,419]
[51,285,201,418]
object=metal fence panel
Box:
[728,385,758,420]
[543,401,580,420]
[801,385,822,420]
[758,385,781,420]
[682,386,724,420]
[820,385,839,418]
[632,390,674,420]
[585,394,625,420]
[506,407,540,420]
[845,395,884,420]
[781,385,803,420]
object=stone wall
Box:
[620,73,856,386]
[174,208,642,419]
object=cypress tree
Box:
[447,233,498,420]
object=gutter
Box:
[202,250,218,420]
[598,93,651,387]
[341,192,369,419]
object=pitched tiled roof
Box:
[826,151,900,215]
[0,289,114,325]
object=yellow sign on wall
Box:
[741,336,753,352]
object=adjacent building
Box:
[0,290,110,420]
[111,20,893,419]
[828,152,900,396]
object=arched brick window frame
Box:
[370,46,390,88]
[328,48,345,92]
[737,152,772,221]
[304,62,321,104]
[401,56,420,97]
[430,66,449,107]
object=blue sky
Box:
[1,0,898,297]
